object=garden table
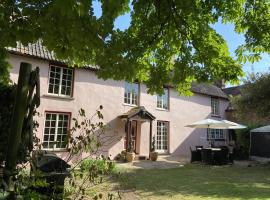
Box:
[202,148,228,165]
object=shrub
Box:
[234,124,261,160]
[0,83,15,163]
[115,150,127,162]
[80,157,115,175]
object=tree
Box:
[1,0,270,94]
[231,72,270,124]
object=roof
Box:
[223,85,244,96]
[119,106,156,120]
[191,83,228,99]
[7,41,60,62]
[251,125,270,133]
[7,42,228,99]
[6,41,99,70]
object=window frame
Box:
[42,111,71,151]
[207,129,225,141]
[157,87,169,110]
[124,82,140,106]
[47,64,74,97]
[211,97,220,116]
[156,120,169,153]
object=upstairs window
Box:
[211,97,220,116]
[48,65,73,97]
[124,82,139,105]
[207,129,224,140]
[43,112,70,150]
[157,88,169,110]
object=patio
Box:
[116,155,189,169]
[115,155,255,170]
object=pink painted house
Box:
[7,43,230,159]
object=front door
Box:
[124,120,138,153]
[130,121,137,153]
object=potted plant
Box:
[150,136,158,161]
[126,137,135,162]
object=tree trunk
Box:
[4,62,32,194]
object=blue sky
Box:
[93,1,270,82]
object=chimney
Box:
[214,79,225,88]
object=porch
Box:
[119,106,156,158]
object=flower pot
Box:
[150,151,158,161]
[126,152,135,162]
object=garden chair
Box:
[190,147,202,163]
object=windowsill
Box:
[42,148,68,152]
[207,139,225,141]
[211,114,221,118]
[42,94,74,101]
[156,152,170,155]
[156,108,169,112]
[123,103,138,107]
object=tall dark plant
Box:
[150,136,156,152]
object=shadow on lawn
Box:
[110,164,270,199]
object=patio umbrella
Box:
[186,119,234,147]
[220,120,247,129]
[186,119,233,129]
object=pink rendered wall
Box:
[7,53,229,159]
[139,84,229,156]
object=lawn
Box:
[88,163,270,200]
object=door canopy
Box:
[119,106,155,121]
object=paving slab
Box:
[116,155,189,169]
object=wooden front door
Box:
[124,120,138,153]
[130,121,137,152]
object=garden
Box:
[86,162,270,200]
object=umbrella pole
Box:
[208,125,212,148]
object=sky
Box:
[93,1,270,84]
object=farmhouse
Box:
[7,42,230,159]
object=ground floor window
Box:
[43,112,70,149]
[207,129,224,140]
[156,121,169,151]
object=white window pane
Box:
[211,98,220,115]
[157,88,169,109]
[43,113,69,149]
[48,66,73,96]
[124,82,139,105]
[156,121,168,151]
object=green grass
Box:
[88,164,270,200]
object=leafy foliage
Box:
[234,124,261,160]
[231,72,270,123]
[0,83,15,163]
[80,158,115,175]
[0,107,117,199]
[150,136,156,152]
[63,107,118,200]
[0,49,10,84]
[3,1,270,93]
[66,106,106,157]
